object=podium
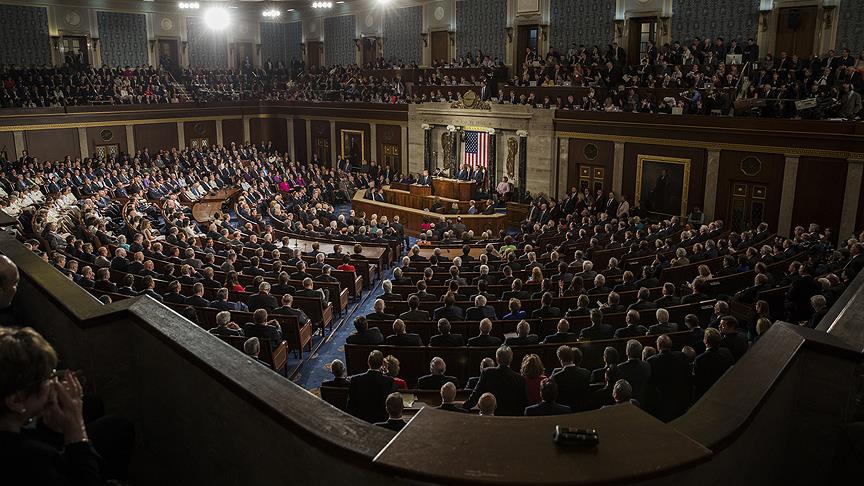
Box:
[433,178,476,201]
[410,184,432,197]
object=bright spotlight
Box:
[204,7,230,30]
[262,9,281,17]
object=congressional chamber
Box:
[0,0,863,485]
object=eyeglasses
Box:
[20,369,58,391]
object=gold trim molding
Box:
[555,131,864,160]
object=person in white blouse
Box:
[496,176,511,198]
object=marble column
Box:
[703,150,721,221]
[242,116,251,143]
[777,155,800,237]
[12,131,24,159]
[488,129,497,195]
[77,127,88,159]
[517,130,528,197]
[305,119,312,164]
[215,121,224,147]
[839,158,864,241]
[286,117,295,162]
[369,122,377,162]
[400,125,408,175]
[451,128,460,177]
[422,124,432,172]
[329,122,337,167]
[125,125,135,154]
[612,141,625,196]
[557,137,569,199]
[177,122,185,149]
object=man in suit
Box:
[185,282,211,308]
[348,350,397,423]
[399,295,432,322]
[543,318,579,344]
[322,359,351,388]
[384,319,424,346]
[718,315,749,363]
[243,309,283,343]
[466,358,495,390]
[209,310,244,338]
[272,294,312,327]
[579,309,615,341]
[504,319,540,345]
[374,392,408,432]
[683,313,706,355]
[433,294,465,321]
[693,328,735,399]
[365,298,396,322]
[376,280,402,302]
[296,277,328,307]
[461,346,527,416]
[409,281,438,302]
[531,292,562,319]
[550,345,591,412]
[614,310,649,338]
[345,316,384,345]
[647,308,679,335]
[468,318,502,347]
[627,287,657,312]
[419,169,433,186]
[437,382,469,413]
[429,318,465,347]
[615,339,651,402]
[209,287,248,312]
[525,379,572,416]
[646,334,691,422]
[465,294,497,321]
[417,357,460,390]
[161,280,187,305]
[654,283,681,308]
[248,281,279,312]
[807,294,828,329]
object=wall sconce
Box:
[505,27,513,43]
[659,17,670,36]
[759,9,771,32]
[538,25,547,41]
[354,38,361,51]
[822,5,836,29]
[448,31,455,46]
[421,32,428,47]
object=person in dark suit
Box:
[807,294,828,329]
[718,315,749,362]
[417,357,460,389]
[465,294,498,321]
[418,169,433,186]
[614,310,649,338]
[208,310,245,337]
[524,379,572,416]
[161,280,187,305]
[785,265,821,322]
[185,282,211,308]
[349,350,397,423]
[247,282,279,312]
[550,345,591,412]
[398,295,431,322]
[345,316,384,345]
[409,280,438,302]
[374,392,407,431]
[376,280,402,302]
[682,278,711,304]
[693,328,735,399]
[654,283,681,308]
[467,318,502,346]
[465,358,496,390]
[543,318,579,344]
[242,309,283,343]
[531,292,562,320]
[384,319,424,346]
[683,314,706,355]
[433,294,465,321]
[579,309,615,341]
[429,318,466,347]
[504,319,540,345]
[646,334,691,422]
[627,288,657,312]
[437,382,470,413]
[366,298,397,322]
[322,359,351,388]
[461,346,527,416]
[272,294,311,327]
[647,308,679,335]
[615,339,651,402]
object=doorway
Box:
[157,38,180,74]
[775,6,818,58]
[627,17,657,66]
[306,41,322,70]
[727,182,768,232]
[361,37,377,66]
[574,165,605,195]
[430,30,449,65]
[61,36,89,67]
[235,41,254,71]
[516,24,539,76]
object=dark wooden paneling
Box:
[0,132,15,160]
[84,125,128,157]
[715,150,785,232]
[567,139,614,194]
[622,143,707,218]
[24,129,79,162]
[249,117,288,151]
[335,121,371,162]
[310,120,331,166]
[293,118,307,163]
[376,124,402,174]
[183,120,217,147]
[792,157,847,239]
[222,119,244,146]
[133,123,179,152]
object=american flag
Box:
[463,130,489,168]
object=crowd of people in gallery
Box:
[1,35,860,118]
[0,138,860,435]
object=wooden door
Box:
[727,182,769,232]
[627,18,656,66]
[431,31,449,64]
[575,165,605,195]
[361,38,376,66]
[157,38,180,74]
[235,42,254,70]
[775,7,817,58]
[307,41,322,69]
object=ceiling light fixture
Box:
[312,2,334,8]
[262,9,281,17]
[203,7,230,30]
[178,2,200,9]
